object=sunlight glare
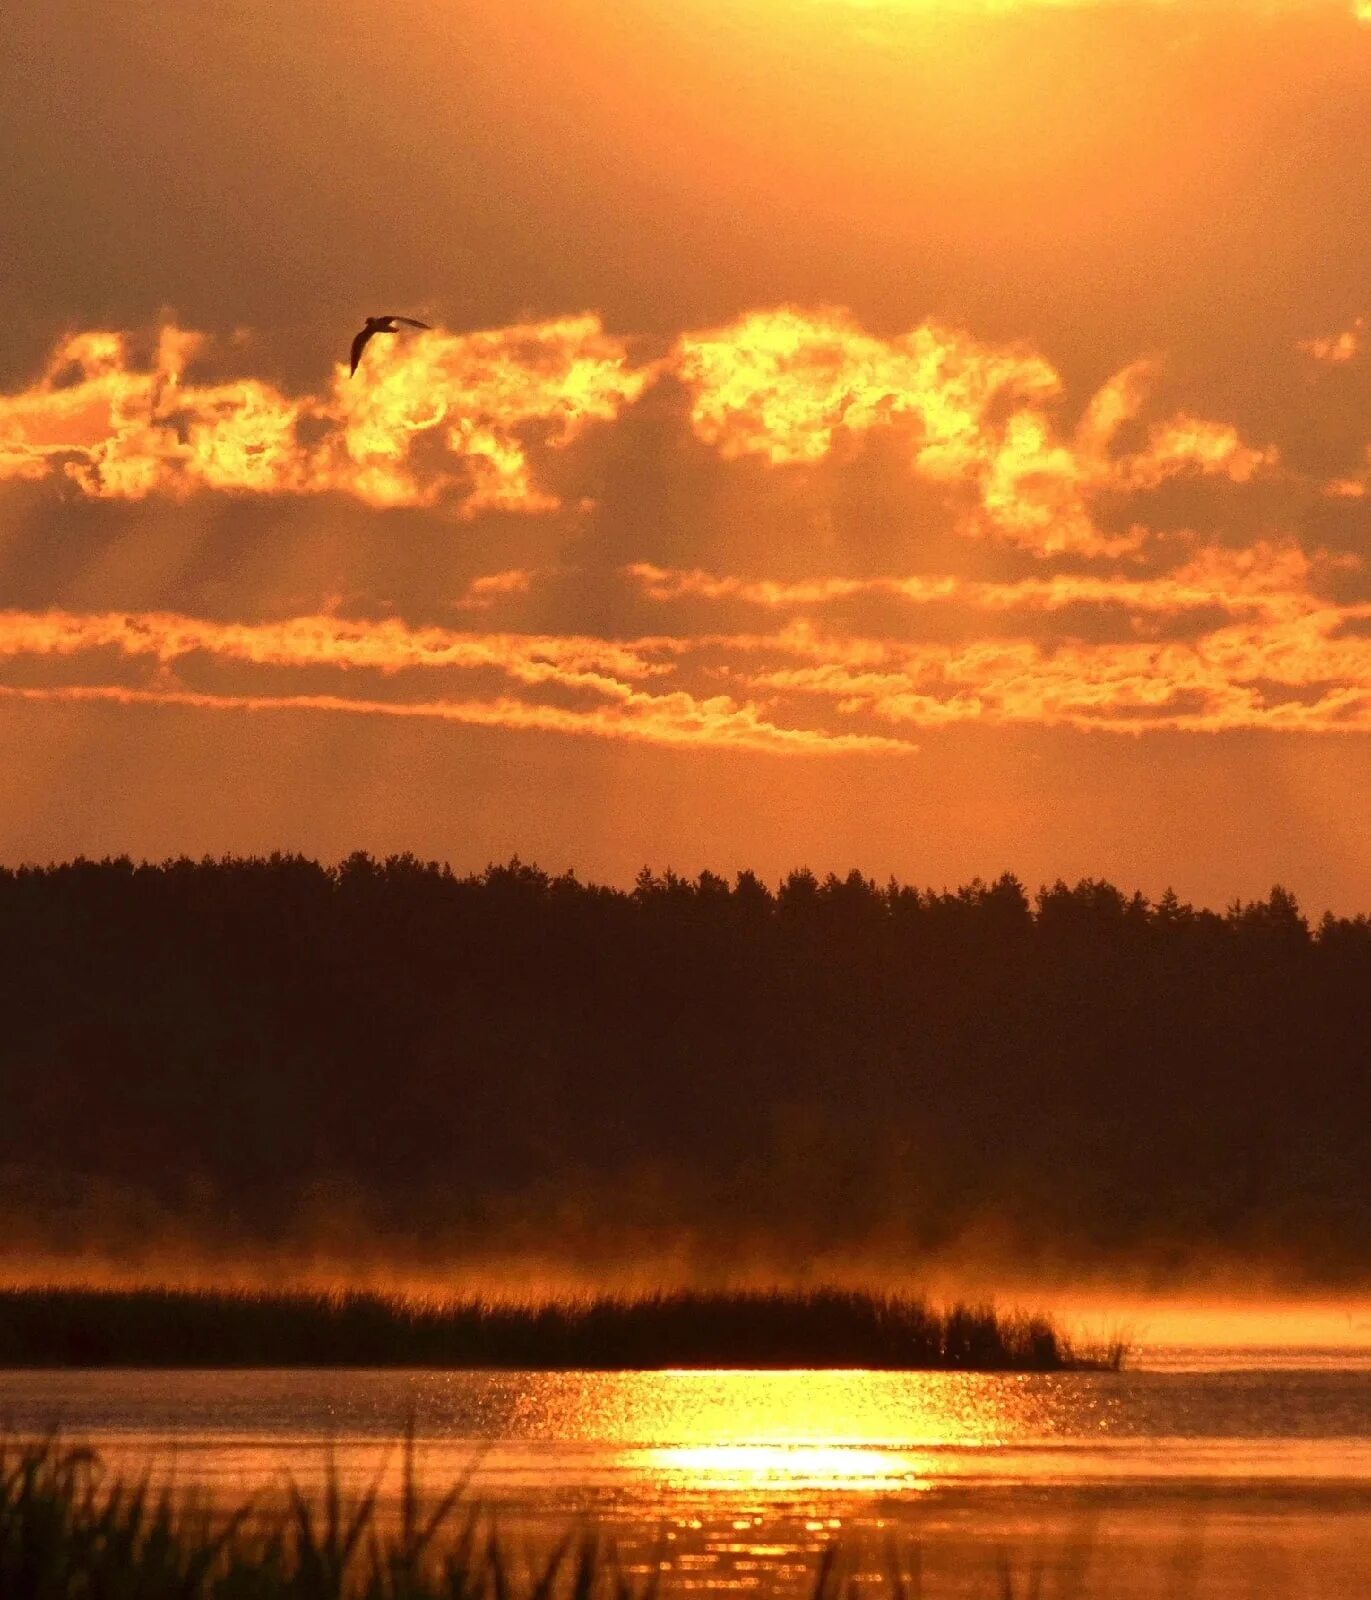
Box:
[536,1369,1021,1493]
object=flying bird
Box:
[349,315,432,376]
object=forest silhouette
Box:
[2,854,1367,1286]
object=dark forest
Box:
[2,854,1367,1286]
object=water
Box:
[3,1352,1371,1597]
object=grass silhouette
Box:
[0,1288,1123,1371]
[0,1431,634,1600]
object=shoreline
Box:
[0,1286,1123,1372]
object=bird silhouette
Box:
[349,315,431,376]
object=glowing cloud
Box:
[674,306,1061,469]
[0,681,905,755]
[454,570,538,610]
[0,610,668,697]
[328,314,650,514]
[1,537,1369,750]
[1298,319,1364,364]
[629,542,1371,735]
[627,542,1329,621]
[0,313,1276,556]
[725,592,1371,735]
[673,311,1274,556]
[0,607,907,755]
[0,318,646,516]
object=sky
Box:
[5,0,1371,910]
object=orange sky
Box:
[5,0,1371,908]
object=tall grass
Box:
[0,1288,1123,1371]
[0,1431,654,1600]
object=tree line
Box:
[1,853,1367,1283]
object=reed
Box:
[0,1288,1122,1371]
[0,1431,646,1600]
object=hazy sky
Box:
[5,0,1371,909]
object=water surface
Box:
[4,1351,1370,1597]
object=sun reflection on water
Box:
[634,1443,933,1492]
[508,1369,1025,1495]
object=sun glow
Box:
[504,1368,1023,1494]
[638,1443,932,1491]
[781,0,1371,12]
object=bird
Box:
[349,315,431,376]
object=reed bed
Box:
[0,1288,1123,1371]
[0,1431,643,1600]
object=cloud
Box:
[1322,441,1371,499]
[627,542,1330,621]
[0,312,1278,558]
[0,329,204,496]
[0,680,906,755]
[673,306,1061,470]
[1,535,1369,749]
[673,306,1107,554]
[0,609,668,697]
[1298,318,1364,365]
[1114,416,1275,490]
[728,631,1371,734]
[0,606,908,756]
[627,543,1371,734]
[331,315,651,514]
[673,312,1275,556]
[3,311,1356,751]
[453,570,538,610]
[0,318,647,516]
[726,602,1371,735]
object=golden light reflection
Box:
[633,1443,935,1492]
[508,1369,1025,1494]
[521,1369,1009,1444]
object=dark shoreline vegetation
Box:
[0,1288,1120,1371]
[3,853,1371,1284]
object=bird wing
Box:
[349,325,374,376]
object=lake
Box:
[4,1350,1371,1597]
